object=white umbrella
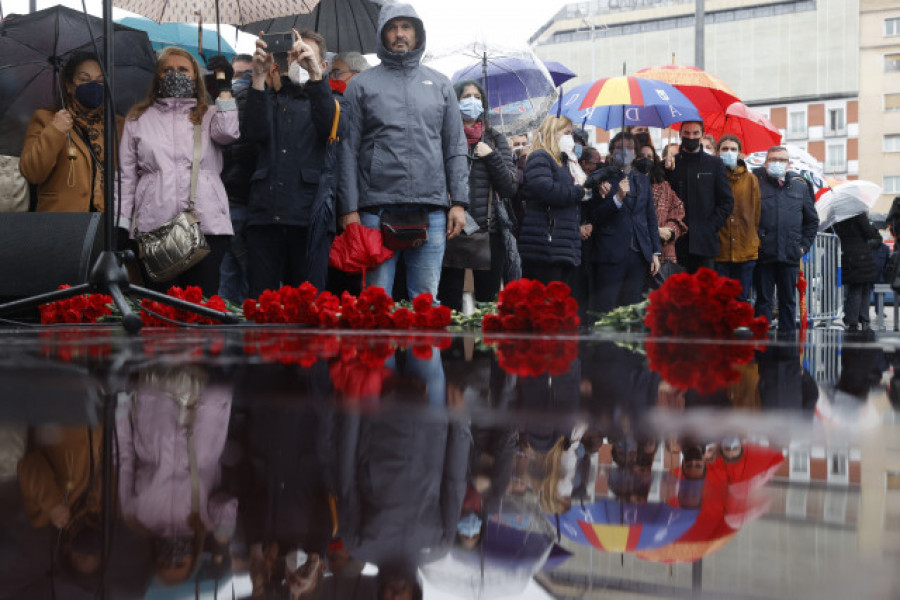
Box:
[114,0,320,25]
[815,180,882,231]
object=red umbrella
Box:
[705,102,782,153]
[635,64,740,116]
[328,223,393,288]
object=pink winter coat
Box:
[118,97,239,237]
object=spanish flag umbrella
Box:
[550,75,701,130]
[635,64,741,116]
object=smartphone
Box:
[260,32,293,54]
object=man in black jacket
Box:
[665,121,734,273]
[242,29,336,297]
[753,146,819,334]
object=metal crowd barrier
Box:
[799,232,842,326]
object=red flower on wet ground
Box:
[481,279,580,332]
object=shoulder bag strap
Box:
[329,99,341,144]
[486,183,494,229]
[188,123,202,211]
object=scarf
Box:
[71,103,106,209]
[463,121,483,147]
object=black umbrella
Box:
[241,0,382,54]
[0,5,156,156]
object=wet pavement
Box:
[0,326,898,599]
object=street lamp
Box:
[579,11,596,81]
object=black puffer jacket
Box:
[832,213,882,284]
[466,127,517,232]
[518,150,585,266]
[754,169,819,265]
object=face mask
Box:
[766,161,787,179]
[720,150,739,169]
[573,144,583,159]
[680,136,700,152]
[634,132,651,148]
[457,513,482,537]
[74,81,104,109]
[614,149,634,168]
[159,71,195,99]
[458,96,484,120]
[289,61,310,86]
[558,134,575,154]
[634,157,653,175]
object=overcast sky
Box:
[1,0,571,61]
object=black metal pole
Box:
[100,391,115,600]
[103,0,114,254]
[215,0,222,55]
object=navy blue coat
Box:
[518,150,585,266]
[754,169,819,265]
[242,78,337,228]
[590,170,661,264]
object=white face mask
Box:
[288,61,310,86]
[558,134,575,154]
[285,549,309,572]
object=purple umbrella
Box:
[543,61,577,87]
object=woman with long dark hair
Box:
[20,52,124,213]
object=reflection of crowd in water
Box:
[4,333,900,597]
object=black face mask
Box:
[634,132,651,148]
[681,137,701,152]
[634,157,653,175]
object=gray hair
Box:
[332,52,370,74]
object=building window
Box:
[886,93,900,112]
[886,135,900,152]
[887,53,900,72]
[826,107,846,137]
[787,110,806,140]
[887,18,900,36]
[825,142,845,173]
[886,176,900,194]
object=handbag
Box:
[443,184,492,270]
[135,124,210,282]
[380,208,429,251]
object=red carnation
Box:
[412,293,434,313]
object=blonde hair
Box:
[537,436,573,515]
[530,115,573,166]
[128,47,209,125]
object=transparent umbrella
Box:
[815,180,883,231]
[425,40,558,135]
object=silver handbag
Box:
[135,124,210,283]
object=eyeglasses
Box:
[329,69,356,79]
[767,158,789,164]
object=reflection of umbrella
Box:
[550,76,701,130]
[241,0,382,54]
[421,520,555,599]
[432,41,557,135]
[542,61,577,87]
[815,180,883,231]
[635,64,740,116]
[0,6,156,156]
[117,17,236,65]
[705,102,782,154]
[328,223,393,288]
[552,499,698,553]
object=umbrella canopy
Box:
[328,223,393,287]
[550,76,701,130]
[704,102,782,154]
[116,17,236,65]
[241,0,382,54]
[815,180,883,231]
[0,6,156,156]
[115,0,320,26]
[552,499,698,553]
[542,61,577,87]
[429,40,557,135]
[635,64,740,116]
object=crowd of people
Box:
[18,1,890,334]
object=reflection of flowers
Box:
[39,285,112,324]
[644,268,768,337]
[39,330,112,362]
[482,279,579,332]
[644,269,768,394]
[486,337,578,377]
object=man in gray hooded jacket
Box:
[337,3,469,299]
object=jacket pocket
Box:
[299,167,321,185]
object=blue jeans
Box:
[360,208,446,299]
[218,204,249,304]
[715,260,756,304]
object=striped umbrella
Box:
[550,76,701,130]
[635,64,740,116]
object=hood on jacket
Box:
[376,3,425,68]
